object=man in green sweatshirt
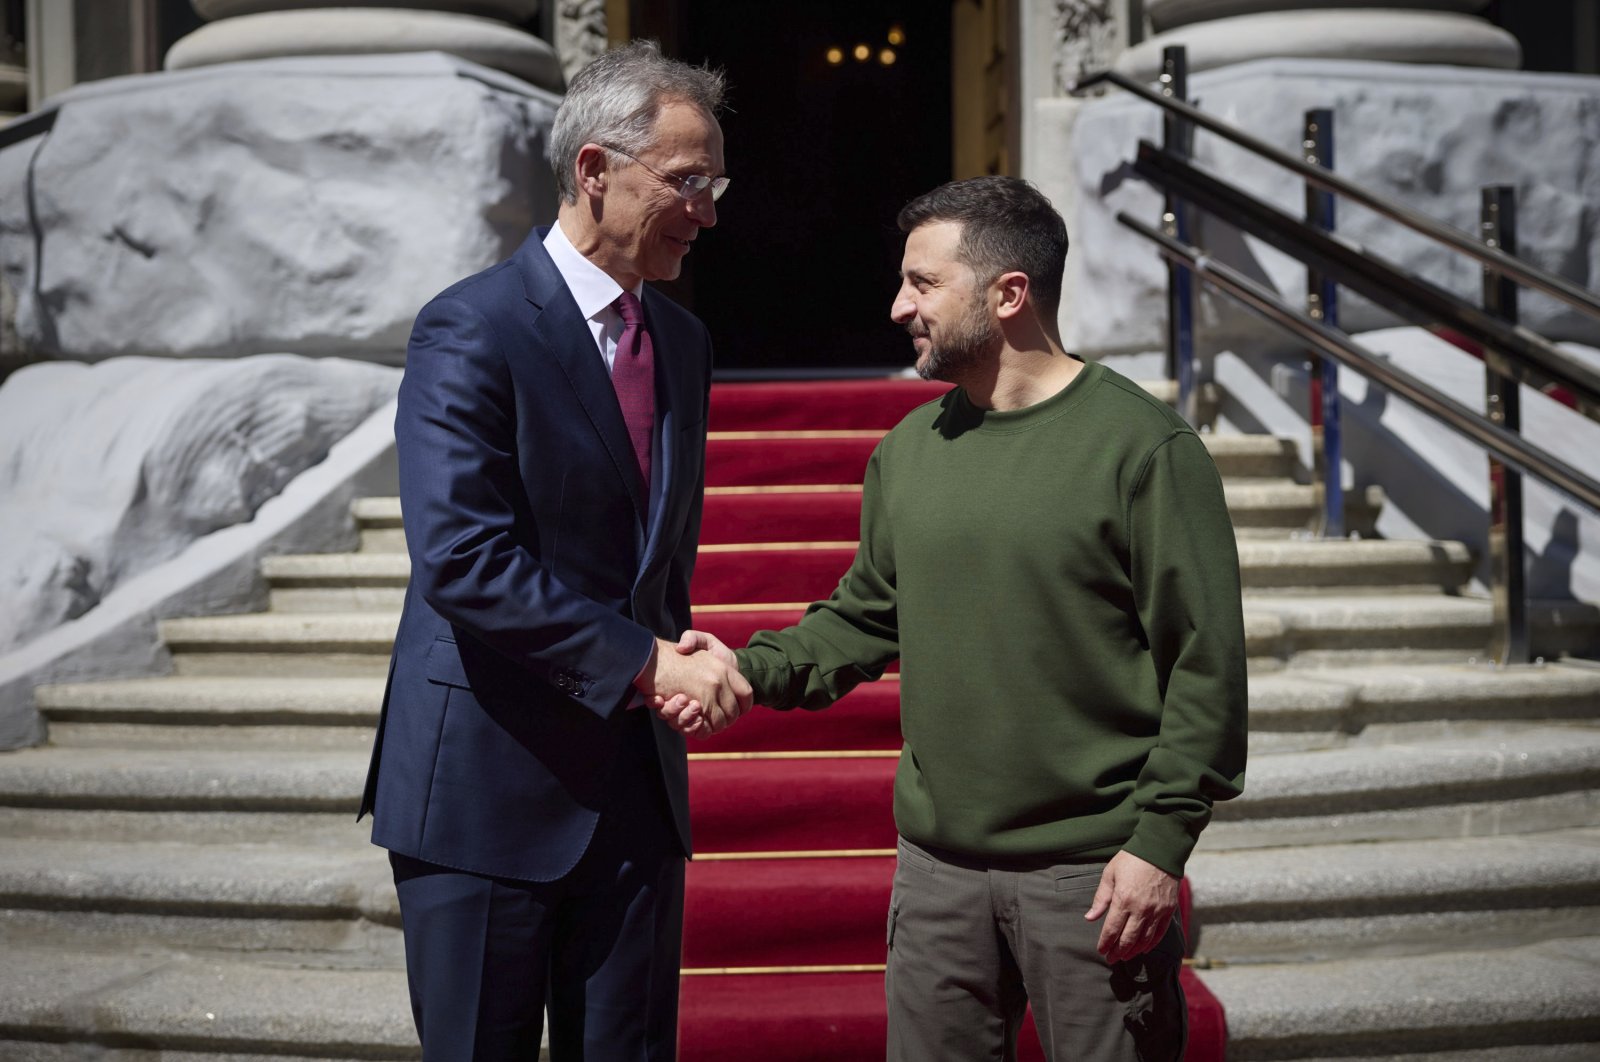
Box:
[663,175,1247,1062]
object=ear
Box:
[575,143,611,200]
[993,271,1031,321]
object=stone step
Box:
[1245,594,1600,668]
[0,854,1591,1055]
[1245,662,1600,752]
[1235,538,1471,591]
[37,677,386,725]
[354,438,1297,511]
[1196,936,1600,1060]
[156,595,1596,677]
[1206,724,1600,849]
[1222,481,1383,534]
[44,722,378,751]
[353,496,406,553]
[0,836,399,957]
[34,666,1600,755]
[1138,378,1221,425]
[0,746,367,813]
[0,943,417,1060]
[360,526,410,553]
[351,477,1379,554]
[1187,827,1600,963]
[159,591,1536,674]
[0,807,372,846]
[35,675,382,747]
[271,585,409,612]
[263,537,1471,611]
[4,727,1596,848]
[352,496,402,528]
[160,613,399,676]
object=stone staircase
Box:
[2,380,1599,1059]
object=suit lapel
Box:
[512,231,650,528]
[639,288,691,567]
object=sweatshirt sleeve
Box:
[735,446,901,709]
[1121,430,1249,877]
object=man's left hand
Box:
[1084,850,1179,965]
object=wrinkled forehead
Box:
[901,220,973,277]
[644,98,725,171]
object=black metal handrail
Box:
[0,108,57,153]
[1131,140,1600,421]
[1118,212,1600,514]
[1083,47,1600,665]
[1074,67,1600,323]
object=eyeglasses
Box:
[601,144,730,202]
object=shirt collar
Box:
[544,220,644,321]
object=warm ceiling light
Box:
[887,25,905,46]
[853,43,870,61]
[879,48,897,66]
[826,46,844,65]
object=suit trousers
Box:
[885,836,1187,1062]
[391,709,684,1062]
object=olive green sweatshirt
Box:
[734,361,1248,877]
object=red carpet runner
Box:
[679,378,1226,1061]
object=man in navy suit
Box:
[358,40,750,1061]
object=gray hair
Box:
[550,40,726,205]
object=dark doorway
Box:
[669,3,952,373]
[1485,1,1600,75]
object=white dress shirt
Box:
[543,220,645,374]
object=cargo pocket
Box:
[1118,945,1187,1062]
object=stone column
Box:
[167,0,565,92]
[1050,0,1135,95]
[1023,1,1142,350]
[553,0,609,86]
[1,5,24,372]
[1118,1,1520,80]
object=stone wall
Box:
[0,354,398,656]
[0,52,561,363]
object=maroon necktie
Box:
[612,291,655,499]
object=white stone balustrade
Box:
[168,0,562,91]
[1119,1,1520,80]
[192,0,540,17]
[1144,0,1492,32]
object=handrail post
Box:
[1303,108,1344,539]
[1482,185,1529,665]
[1160,46,1198,426]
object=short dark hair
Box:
[896,176,1069,323]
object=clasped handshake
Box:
[633,630,749,738]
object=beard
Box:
[912,297,1001,383]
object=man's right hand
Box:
[675,628,738,667]
[635,637,751,734]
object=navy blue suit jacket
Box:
[358,227,710,882]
